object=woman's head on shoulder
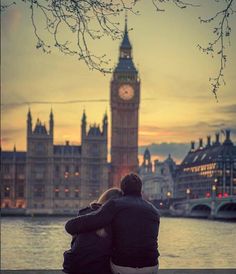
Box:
[97,187,123,205]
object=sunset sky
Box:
[1,0,236,162]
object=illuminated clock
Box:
[118,84,134,100]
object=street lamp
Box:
[212,184,216,200]
[212,178,218,199]
[159,202,163,209]
[166,191,171,208]
[186,188,191,200]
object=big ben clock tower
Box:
[110,20,140,186]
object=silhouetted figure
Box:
[63,188,123,274]
[65,173,160,274]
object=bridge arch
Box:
[190,204,211,218]
[216,202,236,219]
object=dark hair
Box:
[120,173,142,196]
[97,187,123,204]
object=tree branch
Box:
[2,0,139,73]
[197,0,235,100]
[1,0,235,98]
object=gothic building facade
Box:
[1,21,140,214]
[140,148,177,201]
[1,109,108,214]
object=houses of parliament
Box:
[1,22,141,214]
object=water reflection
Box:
[1,217,236,269]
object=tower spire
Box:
[81,109,87,141]
[50,107,53,118]
[82,109,87,123]
[49,108,54,136]
[114,16,138,74]
[120,16,132,52]
[27,107,32,119]
[125,11,128,33]
[27,107,32,135]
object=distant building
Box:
[175,130,236,199]
[1,147,26,209]
[1,109,108,214]
[140,148,177,200]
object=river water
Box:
[1,217,236,269]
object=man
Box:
[65,173,160,274]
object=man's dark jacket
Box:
[65,195,160,268]
[63,203,112,274]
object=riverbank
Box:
[2,270,236,274]
[2,208,236,221]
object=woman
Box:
[63,188,123,274]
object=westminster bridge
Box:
[170,196,236,219]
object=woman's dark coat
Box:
[63,203,112,274]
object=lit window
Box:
[4,186,10,197]
[75,165,79,176]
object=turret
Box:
[226,129,230,140]
[214,133,220,145]
[143,148,151,163]
[27,108,32,135]
[102,111,108,136]
[199,138,203,149]
[141,148,152,174]
[190,141,195,152]
[49,109,54,137]
[81,110,87,141]
[223,129,233,146]
[206,136,211,148]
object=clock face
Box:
[118,84,134,100]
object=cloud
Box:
[209,123,226,128]
[139,120,236,145]
[2,128,23,135]
[1,99,108,108]
[219,104,236,114]
[139,143,189,162]
[1,128,25,147]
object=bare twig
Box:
[197,0,235,100]
[1,0,235,98]
[0,1,16,12]
[152,0,199,12]
[1,0,139,73]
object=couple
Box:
[63,173,160,274]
